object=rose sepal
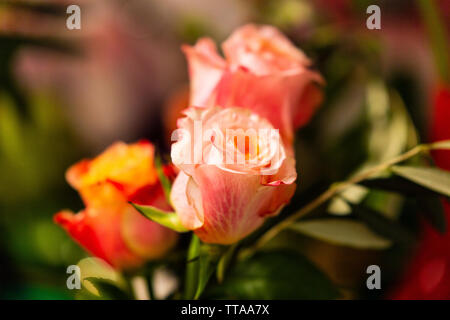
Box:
[130,202,189,233]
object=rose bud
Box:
[182,24,323,145]
[170,106,296,244]
[54,140,177,270]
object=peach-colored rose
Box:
[55,140,177,270]
[170,106,296,244]
[182,24,323,144]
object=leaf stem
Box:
[251,144,429,252]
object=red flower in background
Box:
[55,141,177,270]
[392,86,450,299]
[431,86,450,170]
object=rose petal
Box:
[54,208,143,270]
[190,165,295,244]
[171,171,204,230]
[182,38,226,107]
[121,206,177,260]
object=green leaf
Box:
[391,166,450,197]
[207,250,339,299]
[328,196,352,215]
[350,204,414,245]
[75,289,103,300]
[76,257,126,297]
[130,203,188,233]
[289,219,391,250]
[328,184,368,215]
[154,154,172,206]
[366,82,411,163]
[359,176,439,197]
[84,277,130,300]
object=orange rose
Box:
[55,140,177,270]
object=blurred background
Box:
[0,0,449,299]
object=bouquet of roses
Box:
[54,24,450,300]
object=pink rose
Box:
[170,106,296,244]
[182,24,323,144]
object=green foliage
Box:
[290,219,391,250]
[360,175,448,234]
[391,166,450,198]
[0,93,80,202]
[359,176,440,197]
[184,237,227,300]
[216,244,237,283]
[193,245,219,300]
[350,203,413,245]
[207,250,339,299]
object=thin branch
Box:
[249,143,433,253]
